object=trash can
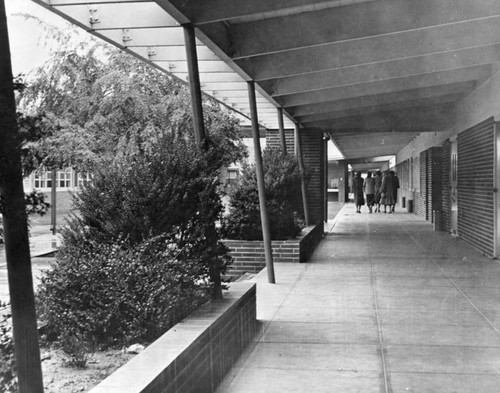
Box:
[407,199,414,213]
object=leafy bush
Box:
[37,234,212,346]
[24,189,50,216]
[222,148,306,240]
[71,138,221,245]
[59,331,92,368]
[0,309,17,393]
[37,133,232,345]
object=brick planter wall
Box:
[224,222,325,278]
[89,283,257,393]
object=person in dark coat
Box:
[352,171,364,213]
[373,170,383,212]
[380,170,395,213]
[390,170,400,212]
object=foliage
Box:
[222,148,306,240]
[0,190,50,244]
[15,15,243,351]
[70,134,226,246]
[37,235,212,347]
[59,331,92,368]
[24,189,50,216]
[37,132,232,344]
[15,17,246,174]
[0,308,17,393]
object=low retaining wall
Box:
[89,282,257,393]
[224,222,325,277]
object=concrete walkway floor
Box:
[217,203,500,393]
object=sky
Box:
[5,0,68,74]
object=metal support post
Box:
[0,1,44,391]
[183,23,206,145]
[248,81,275,284]
[323,136,328,223]
[51,169,57,235]
[295,124,310,226]
[183,23,225,298]
[277,107,287,156]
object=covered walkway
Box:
[218,204,500,393]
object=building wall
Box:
[457,118,495,256]
[417,150,428,220]
[338,160,349,203]
[300,129,325,224]
[428,146,443,223]
[266,129,295,154]
[327,160,348,203]
[394,66,500,256]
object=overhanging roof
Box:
[32,0,500,162]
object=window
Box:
[33,169,74,190]
[77,172,92,188]
[58,169,72,188]
[226,168,239,185]
[34,171,52,189]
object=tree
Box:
[16,16,246,173]
[15,15,246,300]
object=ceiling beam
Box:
[236,17,500,80]
[264,45,500,97]
[283,66,489,108]
[291,81,474,117]
[231,0,500,58]
[52,2,178,30]
[344,155,396,164]
[305,104,455,131]
[156,0,342,25]
[293,83,474,119]
[153,60,234,73]
[337,147,412,160]
[98,27,187,47]
[331,130,419,138]
[297,93,462,123]
[129,46,216,61]
[48,0,150,4]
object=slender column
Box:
[277,107,287,156]
[323,136,329,222]
[248,81,275,284]
[0,1,44,391]
[183,23,206,145]
[183,24,225,298]
[51,169,57,235]
[295,124,310,226]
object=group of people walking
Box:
[352,170,400,214]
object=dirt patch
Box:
[41,347,135,393]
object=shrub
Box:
[0,309,17,393]
[66,133,232,297]
[222,148,306,240]
[37,234,212,346]
[37,133,232,345]
[59,331,92,368]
